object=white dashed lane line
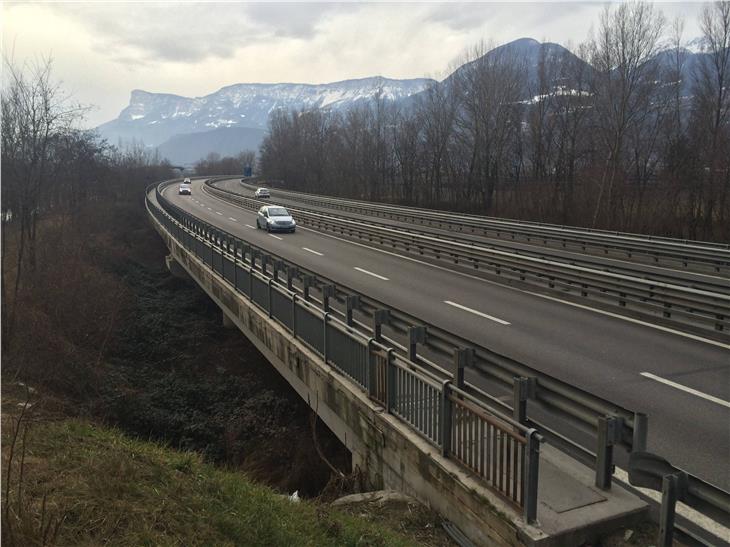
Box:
[354,267,389,281]
[640,372,730,409]
[245,224,256,229]
[444,300,511,325]
[228,217,237,222]
[269,234,283,240]
[302,247,324,256]
[215,211,223,216]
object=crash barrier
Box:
[208,180,730,336]
[241,181,730,276]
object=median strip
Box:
[354,267,389,281]
[640,372,730,408]
[444,300,511,325]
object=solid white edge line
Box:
[640,372,730,409]
[444,300,511,325]
[354,267,389,281]
[302,247,324,256]
[296,226,730,350]
[614,467,730,540]
[269,234,283,240]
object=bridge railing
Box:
[147,182,543,523]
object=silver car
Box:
[178,180,192,195]
[254,187,270,199]
[256,205,296,233]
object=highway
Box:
[156,178,730,493]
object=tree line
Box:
[1,57,175,351]
[259,2,730,242]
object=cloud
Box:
[42,2,359,64]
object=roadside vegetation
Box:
[1,387,416,547]
[259,2,730,241]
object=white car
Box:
[254,188,270,199]
[256,205,296,233]
[178,180,192,195]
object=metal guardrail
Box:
[146,181,542,521]
[629,451,730,545]
[149,179,730,540]
[247,182,730,276]
[206,180,730,336]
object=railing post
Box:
[596,415,620,489]
[441,380,453,457]
[453,348,472,389]
[366,338,376,396]
[523,429,541,524]
[632,412,648,453]
[373,309,390,342]
[286,265,296,291]
[346,295,360,326]
[322,284,336,313]
[386,348,396,413]
[408,326,426,362]
[260,253,268,275]
[291,294,298,336]
[303,275,313,301]
[267,279,273,318]
[323,312,330,363]
[247,266,253,300]
[658,472,688,547]
[513,376,536,425]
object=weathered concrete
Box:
[151,211,648,547]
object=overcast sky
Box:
[3,2,705,128]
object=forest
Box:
[259,2,730,242]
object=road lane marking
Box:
[269,234,283,240]
[444,301,511,325]
[228,217,238,222]
[207,207,212,211]
[245,224,256,229]
[215,211,223,215]
[302,247,324,256]
[640,372,730,408]
[354,267,389,281]
[298,226,730,350]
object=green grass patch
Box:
[3,418,414,546]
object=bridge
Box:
[146,177,730,546]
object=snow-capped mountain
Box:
[97,76,435,152]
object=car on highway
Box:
[178,180,192,195]
[254,187,270,199]
[256,205,296,233]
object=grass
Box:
[2,415,416,547]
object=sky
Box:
[2,2,706,128]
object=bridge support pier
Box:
[166,254,191,280]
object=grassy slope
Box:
[2,414,414,547]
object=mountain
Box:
[438,38,592,99]
[96,76,435,163]
[156,127,267,166]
